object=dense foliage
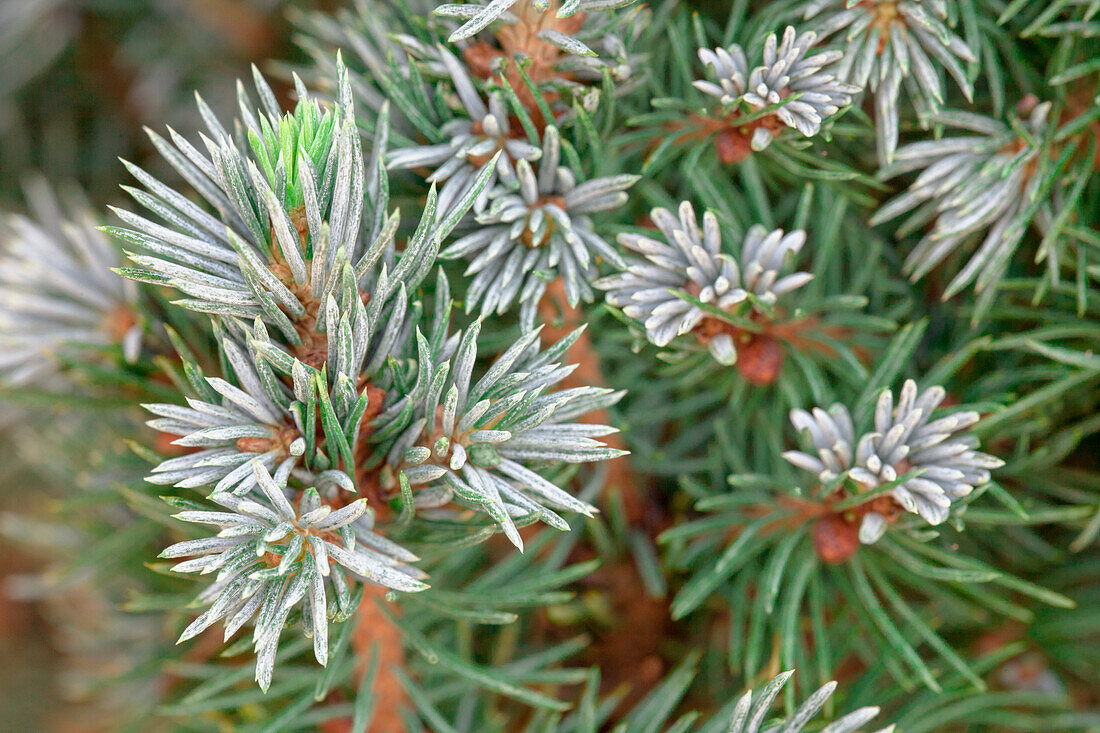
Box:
[2,0,1099,730]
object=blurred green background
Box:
[0,0,328,205]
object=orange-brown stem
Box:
[663,112,785,165]
[351,586,408,733]
[322,587,408,733]
[538,280,646,523]
[737,490,903,564]
[265,214,390,504]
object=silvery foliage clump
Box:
[783,379,1003,542]
[161,462,427,691]
[444,125,636,326]
[0,179,141,388]
[726,670,893,733]
[387,47,542,216]
[804,0,976,164]
[113,59,455,495]
[105,56,625,692]
[695,26,860,151]
[107,59,434,369]
[111,58,491,479]
[437,0,638,56]
[377,316,625,549]
[871,102,1055,300]
[597,201,812,365]
[144,327,356,498]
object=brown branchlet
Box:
[812,494,903,564]
[462,0,587,124]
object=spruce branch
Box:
[871,97,1096,320]
[161,462,427,691]
[804,0,977,164]
[4,0,1100,727]
[442,125,636,325]
[783,378,1004,538]
[386,46,544,216]
[94,47,632,697]
[694,26,860,153]
[598,200,814,371]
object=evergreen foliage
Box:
[2,0,1100,730]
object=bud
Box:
[736,335,783,385]
[812,512,859,564]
